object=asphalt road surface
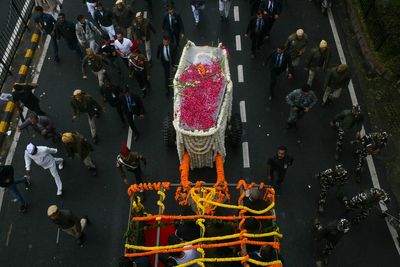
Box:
[0,0,399,266]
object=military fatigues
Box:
[116,152,146,184]
[62,132,96,171]
[353,132,387,182]
[284,32,308,67]
[322,67,351,104]
[344,188,389,225]
[316,165,348,214]
[286,89,317,127]
[304,47,330,86]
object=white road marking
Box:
[5,224,12,246]
[237,65,244,83]
[242,142,250,168]
[56,228,60,247]
[144,11,147,19]
[239,101,247,123]
[328,9,400,254]
[127,127,133,150]
[234,6,239,21]
[235,35,242,51]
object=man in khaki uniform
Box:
[61,132,97,176]
[81,48,108,87]
[304,40,331,86]
[284,28,308,67]
[322,64,351,106]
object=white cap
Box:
[73,89,82,96]
[115,0,123,5]
[26,143,36,154]
[136,12,142,18]
[47,205,58,216]
[296,29,304,36]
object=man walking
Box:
[94,2,116,40]
[284,29,308,68]
[286,84,317,129]
[0,165,30,213]
[116,143,146,185]
[245,10,271,58]
[76,14,103,51]
[34,6,59,62]
[61,132,97,176]
[113,0,134,39]
[119,87,145,141]
[83,0,98,19]
[56,13,83,59]
[82,48,108,87]
[114,32,133,67]
[47,205,89,246]
[129,50,150,97]
[322,64,351,106]
[304,40,330,86]
[24,143,63,196]
[267,146,293,191]
[70,89,103,144]
[162,6,184,47]
[190,0,206,26]
[219,0,232,21]
[157,36,179,95]
[132,12,156,63]
[100,77,125,126]
[12,82,46,116]
[264,45,293,100]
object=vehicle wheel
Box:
[228,113,242,146]
[163,115,176,147]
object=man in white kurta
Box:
[24,143,64,196]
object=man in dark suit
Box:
[162,6,185,47]
[157,36,179,96]
[119,87,145,141]
[260,0,282,33]
[264,45,293,100]
[245,10,272,58]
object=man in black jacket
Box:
[245,10,272,58]
[157,36,179,96]
[162,6,184,47]
[12,82,46,116]
[119,87,145,141]
[0,165,30,213]
[264,45,293,100]
[267,146,293,191]
[94,2,115,40]
[101,77,125,125]
[56,13,83,59]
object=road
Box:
[0,0,399,266]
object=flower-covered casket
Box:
[173,41,233,169]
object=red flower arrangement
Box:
[178,59,224,130]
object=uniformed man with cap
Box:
[116,143,146,185]
[286,84,317,129]
[132,11,156,63]
[304,40,331,86]
[61,132,97,176]
[47,205,89,245]
[81,47,108,87]
[284,28,309,67]
[24,143,64,196]
[322,63,351,106]
[70,89,103,144]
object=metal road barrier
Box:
[0,29,41,146]
[0,0,36,88]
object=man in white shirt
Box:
[114,32,132,66]
[24,143,64,196]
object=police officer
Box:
[352,131,388,182]
[330,105,363,160]
[314,218,350,267]
[116,143,146,185]
[343,187,390,225]
[316,165,348,214]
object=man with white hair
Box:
[24,143,64,196]
[284,28,308,67]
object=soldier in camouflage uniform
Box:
[314,218,350,267]
[284,28,308,68]
[352,131,388,182]
[316,165,348,214]
[286,84,317,129]
[330,105,363,160]
[343,187,390,225]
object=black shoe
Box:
[54,56,60,62]
[83,216,91,226]
[286,122,295,129]
[89,167,97,176]
[24,175,31,190]
[92,136,98,144]
[19,204,28,213]
[220,15,224,21]
[77,233,85,246]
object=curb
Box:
[344,0,393,81]
[0,29,41,146]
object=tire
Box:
[228,113,242,146]
[163,115,176,147]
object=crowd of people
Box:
[0,0,397,267]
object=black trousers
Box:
[251,33,264,55]
[162,61,172,93]
[65,40,83,58]
[168,31,181,47]
[270,169,286,186]
[269,68,282,97]
[124,111,139,136]
[128,165,143,184]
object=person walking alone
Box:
[284,29,308,69]
[157,36,179,96]
[34,6,59,62]
[119,88,145,141]
[70,89,103,144]
[245,10,271,59]
[47,205,89,246]
[286,84,317,129]
[162,6,184,47]
[24,143,64,196]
